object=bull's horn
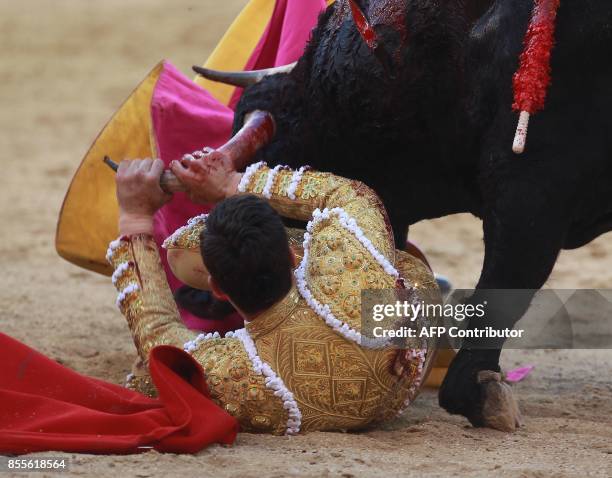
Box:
[192,63,297,88]
[220,110,276,171]
[102,111,276,193]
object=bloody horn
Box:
[218,110,276,171]
[102,110,276,193]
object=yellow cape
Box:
[55,0,276,276]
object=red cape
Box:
[0,333,238,455]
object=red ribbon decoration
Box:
[512,0,561,114]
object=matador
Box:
[108,152,440,435]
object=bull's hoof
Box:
[477,370,522,432]
[439,348,521,431]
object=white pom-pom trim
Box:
[262,165,284,199]
[186,328,302,435]
[229,328,302,435]
[237,161,266,193]
[295,207,403,348]
[106,237,127,264]
[183,331,221,353]
[287,166,307,200]
[162,213,208,249]
[116,283,139,309]
[125,373,135,387]
[331,207,400,278]
[111,261,131,286]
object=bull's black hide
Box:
[233,0,612,426]
[236,0,472,245]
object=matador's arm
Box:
[107,234,197,362]
[239,163,395,262]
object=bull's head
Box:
[194,0,402,88]
[190,0,490,174]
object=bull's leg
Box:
[439,176,569,430]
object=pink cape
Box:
[150,0,327,332]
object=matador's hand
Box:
[116,158,172,235]
[170,149,242,205]
[117,158,172,215]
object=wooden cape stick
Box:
[102,110,275,193]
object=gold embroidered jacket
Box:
[108,165,439,435]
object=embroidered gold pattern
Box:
[110,166,440,435]
[110,236,289,433]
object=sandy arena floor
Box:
[1,1,611,476]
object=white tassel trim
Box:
[327,207,400,278]
[295,207,402,348]
[183,331,221,353]
[287,166,307,200]
[116,283,139,309]
[237,161,266,193]
[262,164,284,199]
[106,237,127,264]
[183,327,302,434]
[225,328,302,435]
[162,213,208,249]
[111,261,131,286]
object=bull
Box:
[185,0,612,430]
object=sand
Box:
[1,1,611,476]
